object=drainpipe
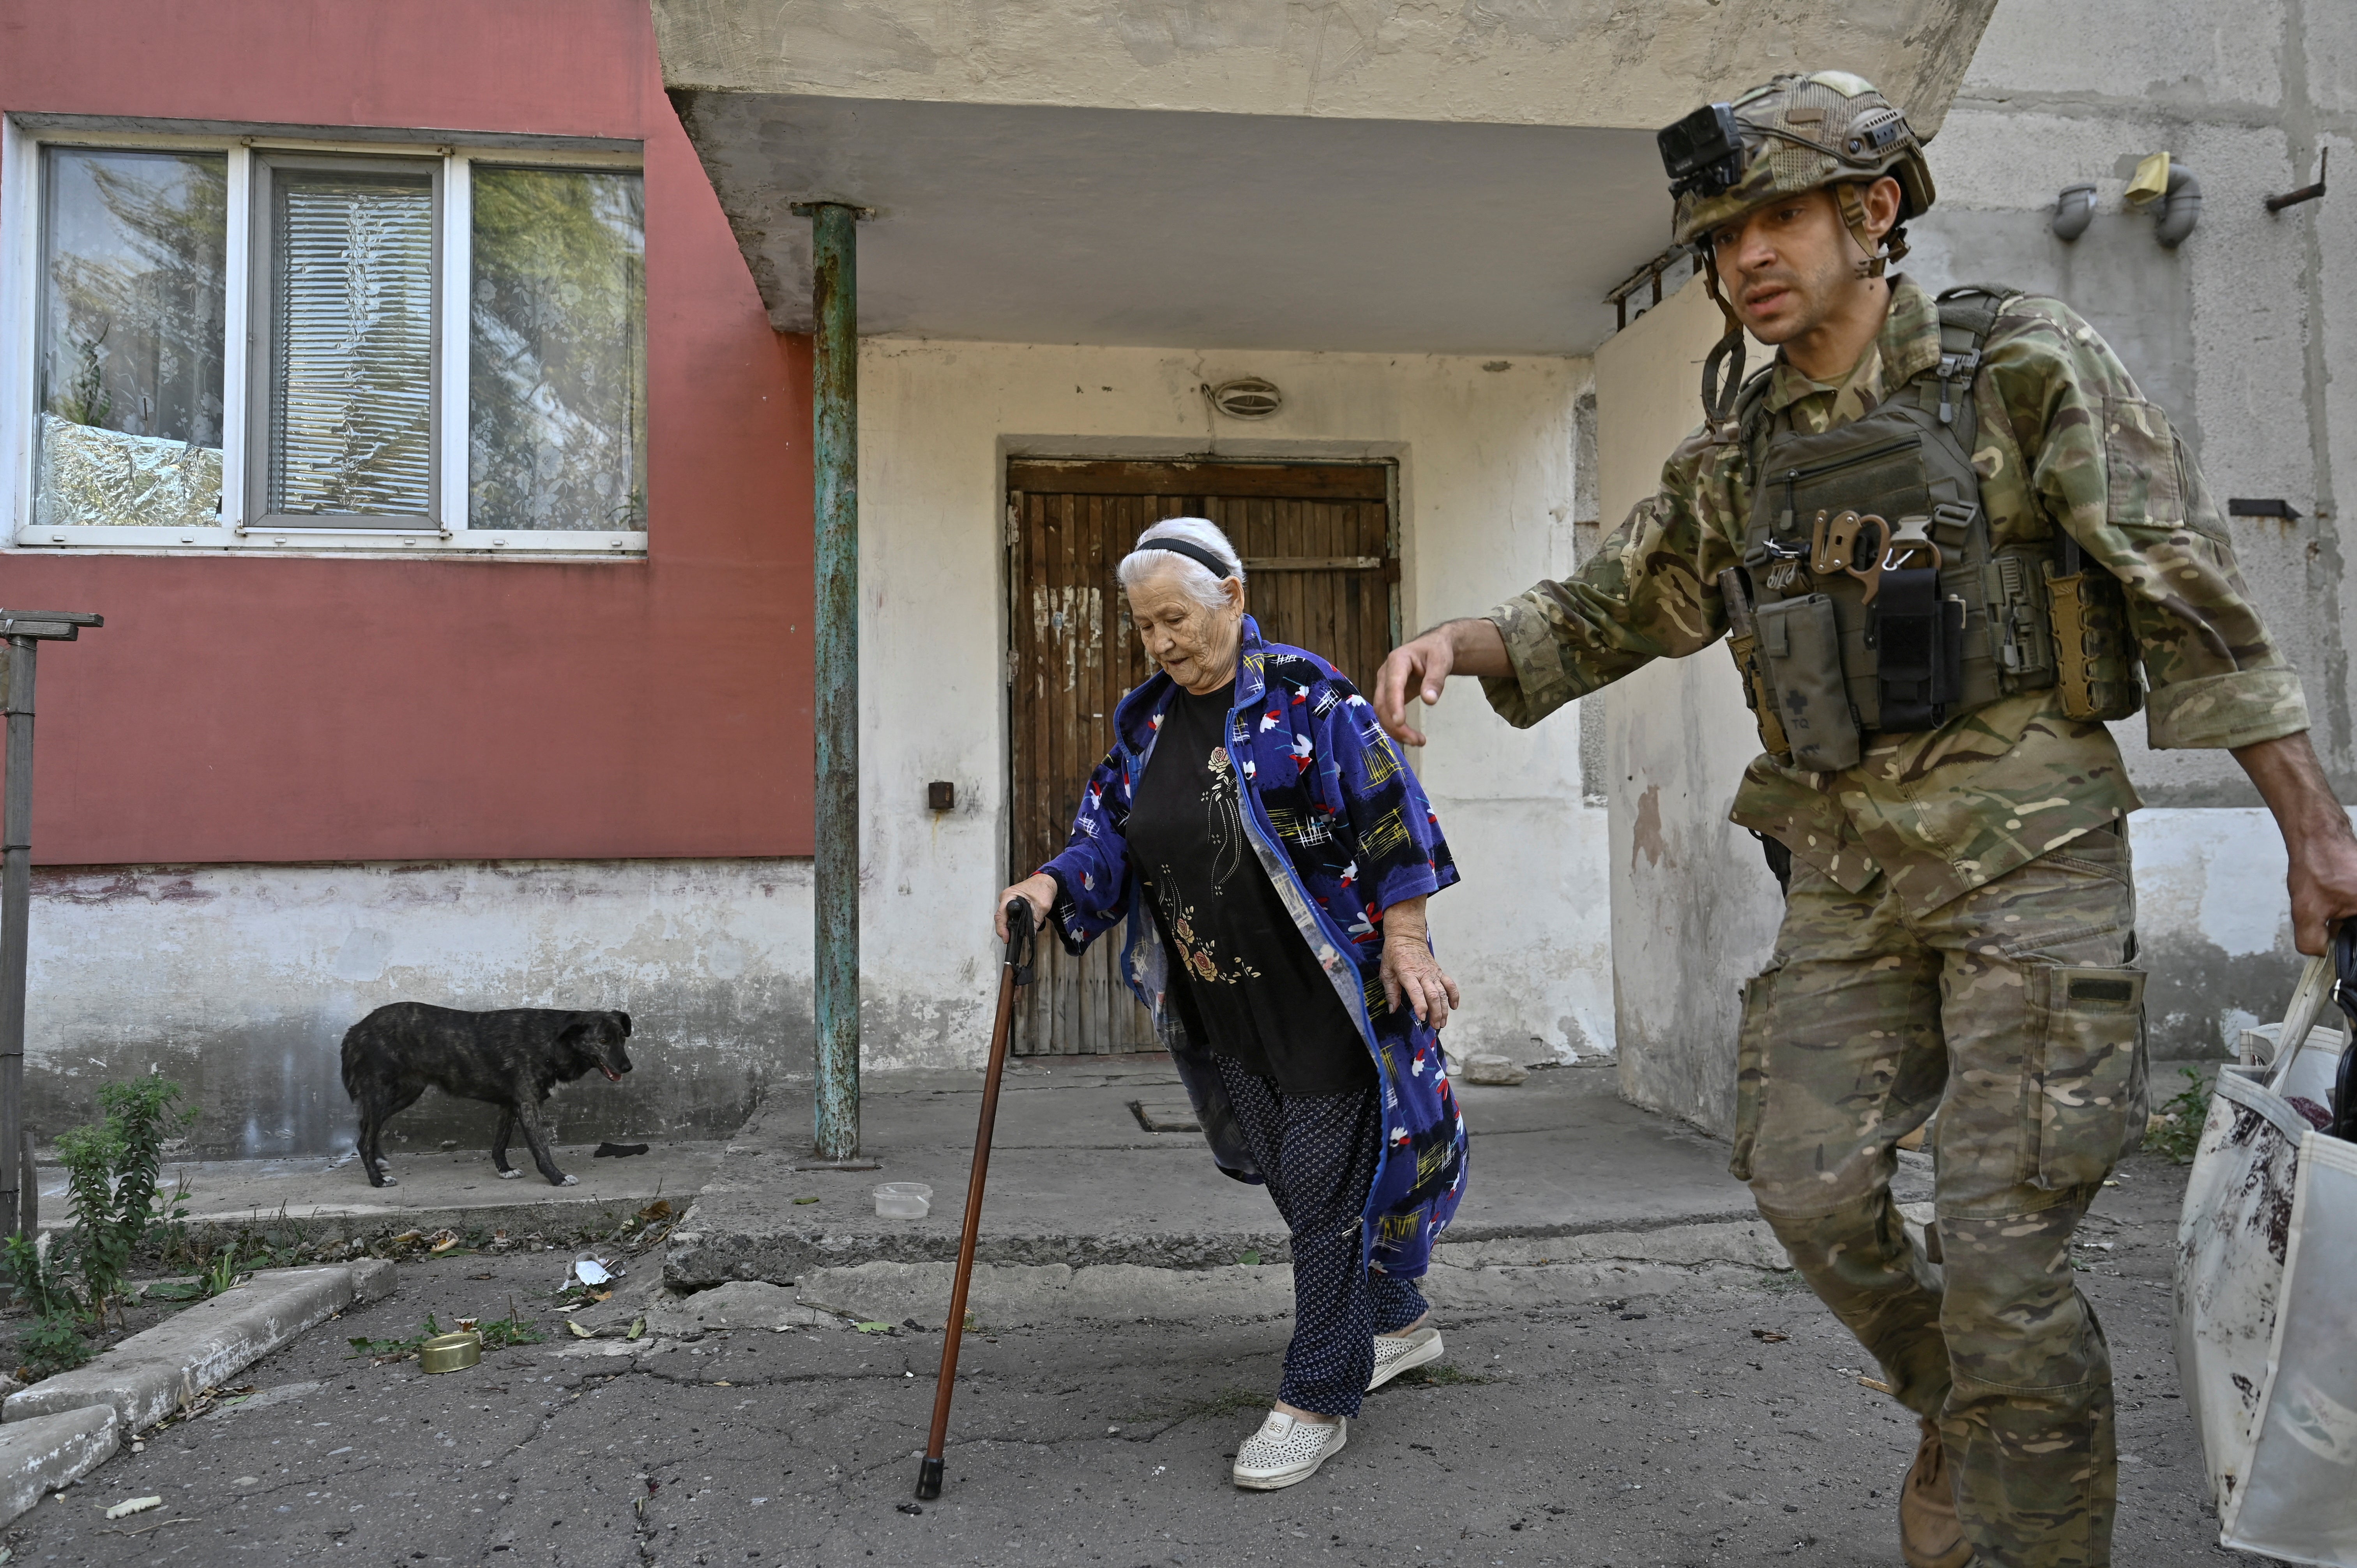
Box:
[804,202,865,1163]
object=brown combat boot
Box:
[1900,1417,1974,1568]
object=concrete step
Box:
[662,1059,1849,1289]
[789,1220,1793,1330]
[4,1261,397,1434]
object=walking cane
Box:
[915,897,1037,1501]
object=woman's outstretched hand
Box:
[996,873,1059,941]
[1378,896,1460,1028]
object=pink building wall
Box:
[0,0,815,867]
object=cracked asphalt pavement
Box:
[0,1151,2249,1567]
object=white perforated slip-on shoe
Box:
[1367,1324,1444,1391]
[1231,1409,1348,1491]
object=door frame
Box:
[997,445,1406,1053]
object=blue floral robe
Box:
[1039,616,1469,1278]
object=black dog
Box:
[339,1003,634,1188]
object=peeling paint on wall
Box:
[24,859,816,1159]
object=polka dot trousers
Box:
[1215,1056,1429,1418]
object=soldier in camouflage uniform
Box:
[1374,71,2357,1568]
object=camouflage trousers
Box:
[1732,821,2149,1568]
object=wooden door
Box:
[1005,459,1398,1055]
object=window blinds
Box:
[268,169,435,518]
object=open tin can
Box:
[419,1331,483,1374]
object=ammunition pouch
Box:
[1732,284,2143,763]
[1726,628,1790,758]
[2045,548,2143,722]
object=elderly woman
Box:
[995,517,1469,1492]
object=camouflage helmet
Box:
[1666,71,1936,256]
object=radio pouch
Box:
[1756,594,1861,771]
[1871,567,1965,731]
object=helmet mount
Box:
[1656,72,1936,427]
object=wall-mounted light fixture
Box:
[1205,378,1283,420]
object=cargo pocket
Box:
[1730,963,1781,1181]
[2027,964,2146,1190]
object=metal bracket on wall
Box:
[1604,245,1693,332]
[2265,148,2328,214]
[2228,498,2304,522]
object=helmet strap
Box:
[1697,253,1749,431]
[1835,181,1909,279]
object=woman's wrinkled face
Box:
[1127,567,1245,696]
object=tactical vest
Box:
[1726,285,2141,772]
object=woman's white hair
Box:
[1115,517,1246,611]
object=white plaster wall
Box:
[2133,806,2357,1054]
[23,860,812,1158]
[856,337,1615,1069]
[1592,275,1783,1135]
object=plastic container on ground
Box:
[873,1182,932,1219]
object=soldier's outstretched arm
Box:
[2232,731,2357,956]
[1376,460,1735,746]
[1375,618,1509,746]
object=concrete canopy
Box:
[658,0,1998,353]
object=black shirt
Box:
[1125,681,1374,1095]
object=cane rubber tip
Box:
[915,1457,944,1501]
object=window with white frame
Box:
[2,123,645,554]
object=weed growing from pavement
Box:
[5,1075,199,1373]
[348,1308,545,1363]
[14,1308,87,1378]
[2147,1068,2213,1163]
[55,1076,196,1325]
[1392,1363,1497,1388]
[1156,1385,1269,1423]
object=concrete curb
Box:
[663,1217,1297,1287]
[0,1404,117,1524]
[787,1222,1797,1329]
[3,1261,396,1434]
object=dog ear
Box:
[557,1018,594,1049]
[616,1011,632,1038]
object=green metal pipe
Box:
[0,639,34,1239]
[810,202,861,1161]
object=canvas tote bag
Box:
[2174,939,2357,1565]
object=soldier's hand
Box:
[2288,837,2357,957]
[2231,732,2357,955]
[1375,633,1456,747]
[1376,618,1512,747]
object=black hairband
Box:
[1135,538,1237,580]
